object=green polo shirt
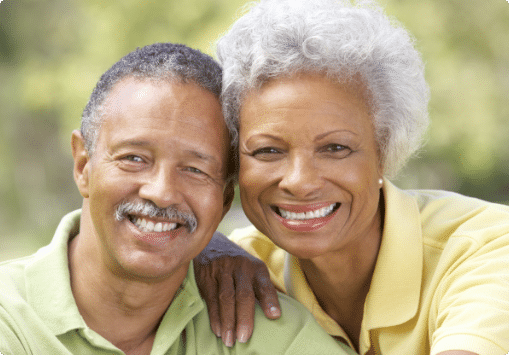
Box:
[0,210,353,355]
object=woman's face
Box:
[238,73,383,259]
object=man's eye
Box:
[186,167,204,174]
[123,155,144,163]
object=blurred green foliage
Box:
[1,0,508,261]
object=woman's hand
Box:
[193,231,281,347]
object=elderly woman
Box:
[194,0,509,354]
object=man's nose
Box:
[138,166,184,208]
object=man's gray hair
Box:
[217,0,430,178]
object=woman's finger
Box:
[255,272,281,319]
[193,260,222,337]
[234,270,256,343]
[203,282,222,337]
[218,274,237,347]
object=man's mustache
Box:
[115,200,197,233]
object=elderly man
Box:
[0,43,353,354]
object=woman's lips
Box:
[272,202,340,232]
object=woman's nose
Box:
[278,155,323,198]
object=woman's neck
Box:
[299,200,384,350]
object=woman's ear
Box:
[71,130,90,198]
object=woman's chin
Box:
[274,238,334,260]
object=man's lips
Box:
[128,215,187,233]
[128,215,180,232]
[126,215,186,247]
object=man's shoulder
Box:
[0,257,42,355]
[0,255,35,301]
[0,259,29,318]
[189,290,353,354]
[267,292,316,323]
[242,292,353,354]
[252,292,328,334]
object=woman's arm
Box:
[193,231,281,347]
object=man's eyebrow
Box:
[184,149,220,164]
[111,140,151,150]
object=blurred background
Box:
[1,0,508,261]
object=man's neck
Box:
[68,233,185,354]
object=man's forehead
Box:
[104,77,177,110]
[95,77,228,160]
[104,77,220,114]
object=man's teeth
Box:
[278,204,337,220]
[133,217,177,232]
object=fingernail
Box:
[225,330,234,347]
[237,326,249,343]
[213,326,221,338]
[269,306,281,316]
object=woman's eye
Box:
[324,144,345,152]
[320,144,351,157]
[252,147,281,156]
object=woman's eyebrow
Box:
[315,129,359,141]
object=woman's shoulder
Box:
[406,188,508,211]
[404,188,509,247]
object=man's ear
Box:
[71,130,91,198]
[221,181,235,218]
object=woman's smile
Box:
[271,202,341,232]
[273,202,340,220]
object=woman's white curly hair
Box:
[217,0,430,178]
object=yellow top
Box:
[230,180,509,355]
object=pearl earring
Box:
[378,178,383,185]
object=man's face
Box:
[74,77,232,282]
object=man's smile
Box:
[128,215,179,233]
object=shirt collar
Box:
[153,263,204,352]
[362,180,423,330]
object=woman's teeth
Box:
[132,217,177,232]
[278,203,338,220]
